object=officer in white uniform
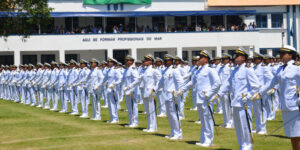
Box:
[155,57,166,117]
[46,61,59,110]
[217,53,234,128]
[127,54,162,132]
[252,52,273,135]
[66,60,79,115]
[263,55,277,121]
[32,63,43,105]
[135,60,144,105]
[155,54,184,140]
[253,45,300,150]
[213,56,223,114]
[100,61,109,108]
[102,57,122,123]
[88,58,104,120]
[123,55,140,127]
[19,65,28,104]
[56,62,68,113]
[26,64,37,106]
[10,65,19,102]
[38,63,50,108]
[174,56,188,120]
[73,59,90,117]
[219,47,260,150]
[181,50,221,147]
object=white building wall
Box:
[66,50,106,61]
[48,0,206,12]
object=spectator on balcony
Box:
[248,22,254,30]
[113,25,119,33]
[59,26,65,34]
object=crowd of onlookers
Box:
[37,22,257,34]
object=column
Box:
[216,45,222,57]
[267,49,273,56]
[131,48,137,60]
[14,50,21,66]
[249,46,254,57]
[187,16,191,26]
[188,50,192,63]
[165,16,168,32]
[59,49,65,63]
[176,47,183,58]
[103,17,107,33]
[267,13,272,29]
[107,48,113,58]
[254,45,260,54]
[224,15,227,30]
[297,5,300,51]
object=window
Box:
[154,51,167,59]
[65,17,79,32]
[175,16,187,26]
[95,17,102,27]
[271,14,283,28]
[228,50,235,58]
[152,17,165,32]
[113,50,129,65]
[192,51,201,57]
[191,16,204,26]
[182,51,188,61]
[41,54,55,64]
[211,16,223,25]
[0,55,14,65]
[212,50,216,58]
[65,54,78,63]
[22,55,37,65]
[256,15,268,28]
[259,49,267,55]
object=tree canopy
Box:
[0,0,53,37]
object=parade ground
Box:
[0,93,291,150]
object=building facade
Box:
[0,0,299,65]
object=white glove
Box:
[251,93,262,101]
[108,84,115,89]
[124,86,130,91]
[177,89,183,95]
[267,88,275,95]
[242,96,248,103]
[94,85,99,90]
[211,94,219,103]
[173,91,178,98]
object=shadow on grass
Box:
[151,133,167,138]
[266,134,289,139]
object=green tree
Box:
[0,0,53,37]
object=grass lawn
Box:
[0,93,292,150]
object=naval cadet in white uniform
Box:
[253,45,300,150]
[219,47,260,150]
[123,55,140,128]
[181,50,221,147]
[127,54,162,132]
[155,54,184,140]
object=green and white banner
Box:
[83,0,151,5]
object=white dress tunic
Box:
[260,60,300,137]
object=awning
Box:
[0,10,256,18]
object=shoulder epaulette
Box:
[173,66,177,69]
[293,63,300,66]
[262,64,266,66]
[132,67,136,69]
[152,66,156,69]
